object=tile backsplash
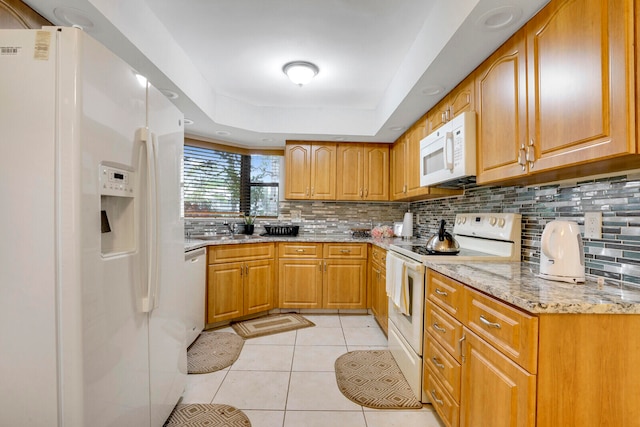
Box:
[184,172,640,287]
[411,173,640,287]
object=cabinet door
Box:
[476,32,528,184]
[449,77,474,118]
[207,262,243,323]
[460,330,536,427]
[278,259,323,308]
[336,144,364,200]
[310,143,336,199]
[244,259,274,316]
[323,259,367,309]
[390,138,407,200]
[405,124,427,196]
[526,0,634,171]
[362,144,389,201]
[284,143,311,199]
[370,264,388,334]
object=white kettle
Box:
[539,220,585,283]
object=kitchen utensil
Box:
[425,219,460,254]
[539,220,585,283]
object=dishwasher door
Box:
[184,247,206,347]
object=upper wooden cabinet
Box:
[336,143,389,201]
[427,77,475,134]
[477,0,637,185]
[284,142,336,200]
[476,31,528,183]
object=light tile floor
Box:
[182,314,445,427]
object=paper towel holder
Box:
[401,211,413,239]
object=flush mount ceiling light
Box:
[53,7,94,30]
[283,61,319,86]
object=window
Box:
[183,145,280,217]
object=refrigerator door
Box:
[0,29,60,427]
[68,28,151,427]
[146,83,187,426]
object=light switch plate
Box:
[584,212,602,239]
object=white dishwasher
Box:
[184,247,206,347]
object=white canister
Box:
[401,212,413,238]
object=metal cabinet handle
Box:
[245,265,249,275]
[305,187,309,197]
[518,144,527,171]
[432,356,445,370]
[432,322,446,333]
[359,188,363,197]
[430,390,444,406]
[479,315,501,329]
[319,262,323,272]
[459,334,466,363]
[527,139,535,169]
[364,188,368,197]
[340,249,351,253]
[435,288,448,297]
[311,186,315,195]
[296,249,305,253]
[324,261,327,272]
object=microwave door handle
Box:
[444,132,454,171]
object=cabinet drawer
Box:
[371,245,387,267]
[427,269,464,320]
[464,287,538,373]
[323,243,367,259]
[208,243,274,264]
[425,300,464,363]
[278,242,322,258]
[424,364,460,427]
[424,335,461,402]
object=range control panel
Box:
[453,213,521,242]
[100,165,135,197]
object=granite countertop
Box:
[184,234,401,252]
[425,261,640,315]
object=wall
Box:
[410,172,640,287]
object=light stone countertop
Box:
[425,261,640,315]
[185,235,640,315]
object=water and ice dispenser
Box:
[100,164,136,256]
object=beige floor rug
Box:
[231,313,315,339]
[164,404,251,427]
[187,331,244,374]
[335,350,423,409]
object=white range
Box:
[386,213,522,403]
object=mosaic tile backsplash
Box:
[185,172,640,287]
[411,173,640,287]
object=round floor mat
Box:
[164,404,251,426]
[187,331,244,374]
[335,350,423,409]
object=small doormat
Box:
[187,331,244,374]
[164,403,251,427]
[335,350,423,409]
[231,313,315,339]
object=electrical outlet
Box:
[584,212,602,239]
[416,213,421,224]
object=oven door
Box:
[386,251,425,355]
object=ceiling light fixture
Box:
[283,61,319,86]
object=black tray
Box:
[261,225,299,236]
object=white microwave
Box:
[419,111,476,187]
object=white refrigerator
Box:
[0,27,187,426]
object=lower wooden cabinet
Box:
[206,243,275,324]
[278,242,367,309]
[459,329,536,427]
[278,258,323,309]
[370,245,387,334]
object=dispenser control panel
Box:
[100,165,135,197]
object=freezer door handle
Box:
[142,128,160,313]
